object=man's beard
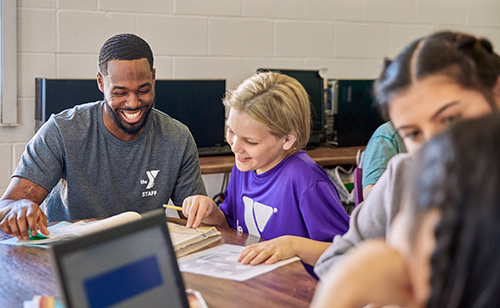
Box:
[104,100,152,136]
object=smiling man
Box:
[0,34,207,240]
[99,57,155,140]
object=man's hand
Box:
[0,200,49,240]
[0,177,50,240]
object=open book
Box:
[14,211,143,245]
[1,211,222,258]
[167,222,221,258]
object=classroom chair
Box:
[353,150,364,207]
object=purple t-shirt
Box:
[220,151,349,242]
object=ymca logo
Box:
[237,196,277,238]
[145,170,159,189]
[140,170,159,197]
[141,170,159,189]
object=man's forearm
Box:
[1,177,49,207]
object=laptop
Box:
[50,210,190,308]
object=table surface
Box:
[199,145,364,174]
[0,219,318,308]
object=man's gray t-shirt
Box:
[14,101,207,221]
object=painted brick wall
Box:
[1,0,500,196]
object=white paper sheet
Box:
[178,244,300,281]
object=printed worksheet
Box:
[178,244,300,281]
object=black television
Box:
[257,69,325,148]
[35,78,230,155]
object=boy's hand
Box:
[238,236,297,265]
[182,195,218,228]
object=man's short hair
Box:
[98,33,154,76]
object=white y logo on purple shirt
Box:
[239,196,277,238]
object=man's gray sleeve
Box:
[314,153,413,279]
[13,117,65,192]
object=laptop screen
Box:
[51,211,189,308]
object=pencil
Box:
[163,204,183,211]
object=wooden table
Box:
[0,220,318,308]
[199,145,364,174]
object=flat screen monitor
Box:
[35,78,229,155]
[332,79,385,147]
[154,79,227,150]
[35,79,103,129]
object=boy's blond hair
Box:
[224,72,311,153]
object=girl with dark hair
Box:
[314,30,500,278]
[375,31,500,153]
[360,31,500,199]
[312,113,500,307]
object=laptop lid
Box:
[50,210,189,308]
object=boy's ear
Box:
[282,133,297,151]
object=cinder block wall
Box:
[1,0,500,197]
